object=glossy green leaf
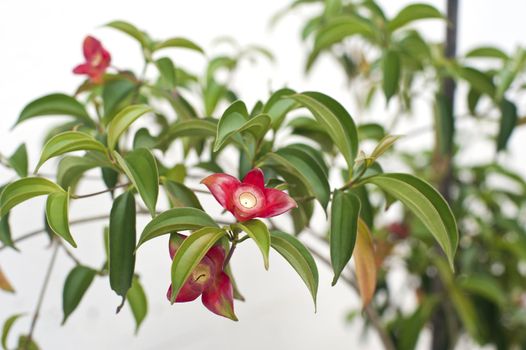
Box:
[1,314,25,350]
[162,179,203,210]
[107,105,152,151]
[62,265,97,324]
[8,144,28,178]
[290,92,358,173]
[56,156,100,190]
[0,178,62,217]
[36,132,106,172]
[137,208,218,247]
[154,37,204,54]
[233,219,271,270]
[127,276,148,333]
[105,20,149,48]
[15,93,93,127]
[382,49,401,103]
[387,3,443,32]
[46,189,76,247]
[330,190,360,285]
[496,99,517,152]
[169,227,226,302]
[262,88,297,128]
[109,191,136,297]
[114,148,159,217]
[270,230,318,309]
[365,173,458,269]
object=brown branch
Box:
[72,183,130,199]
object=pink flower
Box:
[73,36,111,84]
[201,168,297,222]
[167,234,237,321]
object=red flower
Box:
[73,36,111,84]
[167,234,237,321]
[387,222,410,239]
[201,168,297,222]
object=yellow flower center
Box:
[239,192,257,209]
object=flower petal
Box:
[83,36,103,60]
[201,272,237,321]
[201,173,240,212]
[261,188,297,218]
[242,168,265,189]
[205,245,226,274]
[169,233,186,259]
[73,63,90,75]
[167,257,214,302]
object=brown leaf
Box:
[354,218,377,308]
[0,266,15,293]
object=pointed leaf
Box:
[154,37,204,54]
[0,178,62,217]
[496,99,517,152]
[2,314,25,350]
[127,276,148,333]
[105,20,149,48]
[233,219,271,270]
[162,179,203,209]
[382,49,401,103]
[62,265,97,324]
[8,144,28,178]
[46,189,76,247]
[56,156,100,190]
[387,4,444,32]
[107,105,152,151]
[354,218,377,308]
[370,134,401,161]
[0,267,15,293]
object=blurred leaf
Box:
[155,57,177,89]
[8,144,28,178]
[137,208,218,247]
[162,179,203,209]
[109,191,136,298]
[114,148,159,217]
[382,49,401,103]
[458,275,507,307]
[465,46,508,61]
[357,123,385,142]
[154,37,204,54]
[270,230,318,309]
[0,267,15,293]
[107,105,152,151]
[354,218,376,308]
[330,190,360,285]
[1,314,24,350]
[0,178,62,217]
[387,3,443,32]
[15,93,93,128]
[133,128,157,150]
[16,335,39,350]
[46,189,76,247]
[365,174,458,270]
[105,20,149,48]
[457,66,495,97]
[62,265,97,324]
[169,227,226,302]
[233,219,271,270]
[127,276,148,334]
[102,78,137,121]
[370,134,401,161]
[397,297,439,350]
[36,132,106,172]
[496,99,517,152]
[0,212,15,250]
[435,93,454,155]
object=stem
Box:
[223,239,238,269]
[72,183,130,199]
[25,242,59,350]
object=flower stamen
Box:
[239,192,257,209]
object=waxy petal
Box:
[261,188,297,218]
[201,173,240,212]
[83,36,103,60]
[167,282,202,303]
[201,272,237,321]
[242,168,265,189]
[205,245,226,274]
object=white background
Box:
[1,1,526,349]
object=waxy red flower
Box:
[201,168,297,222]
[73,36,111,84]
[167,234,237,321]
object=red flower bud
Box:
[201,168,297,222]
[167,234,237,320]
[73,36,111,84]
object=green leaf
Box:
[270,230,318,309]
[354,218,376,308]
[46,189,76,247]
[330,190,360,285]
[56,156,100,190]
[435,93,454,155]
[387,3,443,32]
[15,93,93,128]
[496,99,517,152]
[162,179,203,210]
[397,297,438,350]
[36,132,107,172]
[458,274,507,306]
[114,148,159,217]
[457,66,495,97]
[465,46,508,61]
[0,178,62,217]
[127,276,148,334]
[370,134,401,161]
[213,101,271,151]
[262,88,297,129]
[132,128,157,150]
[105,20,149,48]
[169,227,226,302]
[154,37,204,54]
[365,174,458,270]
[158,119,216,149]
[155,57,177,89]
[62,265,97,324]
[137,208,218,248]
[382,49,401,103]
[290,92,358,173]
[0,212,16,250]
[107,105,152,151]
[16,335,39,350]
[102,78,138,120]
[2,314,25,350]
[8,144,28,178]
[109,191,136,297]
[233,219,271,270]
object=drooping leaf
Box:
[137,208,218,247]
[46,189,76,247]
[114,148,159,217]
[354,218,376,308]
[496,99,517,152]
[169,227,226,302]
[15,93,93,127]
[109,191,136,298]
[162,179,203,209]
[105,20,149,48]
[107,105,152,151]
[457,66,495,97]
[365,174,458,270]
[233,219,271,270]
[270,230,318,309]
[0,178,62,217]
[36,132,107,172]
[330,190,360,285]
[127,276,148,333]
[387,3,443,32]
[382,49,401,103]
[8,144,28,178]
[62,265,97,324]
[1,314,25,350]
[0,267,15,293]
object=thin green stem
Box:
[71,183,130,199]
